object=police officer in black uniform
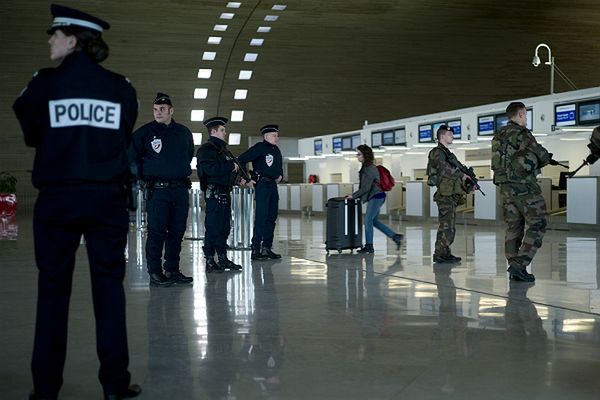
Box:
[13,4,140,400]
[129,93,195,287]
[196,117,243,273]
[238,125,283,260]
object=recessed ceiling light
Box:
[231,110,244,122]
[228,133,241,145]
[227,2,241,8]
[244,53,258,62]
[192,133,203,145]
[272,5,287,10]
[220,13,234,19]
[264,15,278,21]
[190,157,197,170]
[193,88,208,99]
[257,26,271,33]
[202,51,216,60]
[250,38,264,46]
[197,69,212,79]
[213,24,228,31]
[191,110,205,121]
[234,89,248,99]
[238,70,252,80]
[207,36,222,45]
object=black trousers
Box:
[145,186,189,273]
[252,181,279,250]
[203,194,231,257]
[32,184,130,398]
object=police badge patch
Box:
[151,138,162,153]
[266,154,273,167]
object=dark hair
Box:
[506,101,526,119]
[436,129,446,141]
[357,144,374,166]
[59,26,109,63]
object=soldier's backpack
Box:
[376,165,395,191]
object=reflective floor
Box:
[2,214,600,399]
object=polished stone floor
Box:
[2,213,600,399]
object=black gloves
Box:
[586,153,599,165]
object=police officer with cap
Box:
[238,124,284,260]
[129,93,195,287]
[13,4,140,400]
[196,117,243,273]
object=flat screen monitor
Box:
[394,128,406,144]
[555,103,576,127]
[578,100,600,125]
[342,136,352,150]
[495,114,509,129]
[314,139,322,155]
[526,109,533,130]
[448,120,461,139]
[478,115,494,136]
[382,131,394,145]
[351,134,361,149]
[332,137,342,153]
[418,124,433,142]
[371,132,382,147]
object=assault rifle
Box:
[448,158,486,196]
[223,149,251,182]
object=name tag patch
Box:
[49,98,121,130]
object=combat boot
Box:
[218,254,243,271]
[507,266,535,282]
[205,257,224,273]
[149,272,173,287]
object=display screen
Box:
[342,136,352,150]
[382,131,394,145]
[351,134,361,149]
[418,124,433,142]
[527,109,533,131]
[579,101,600,124]
[371,132,382,147]
[478,115,494,136]
[495,114,509,129]
[394,128,406,144]
[314,139,322,155]
[332,137,342,153]
[448,120,461,138]
[555,103,576,127]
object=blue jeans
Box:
[364,197,396,244]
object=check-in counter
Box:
[406,181,430,217]
[382,182,403,215]
[289,184,312,212]
[567,176,600,224]
[474,179,503,220]
[278,185,289,210]
[311,184,326,212]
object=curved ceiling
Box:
[3,0,600,157]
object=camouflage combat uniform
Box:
[491,121,551,270]
[427,144,466,258]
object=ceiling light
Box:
[250,38,264,46]
[532,133,548,136]
[413,143,437,148]
[257,26,271,33]
[190,110,205,121]
[207,36,222,45]
[272,5,287,10]
[264,15,278,21]
[192,133,203,145]
[190,157,197,170]
[238,70,252,80]
[287,157,308,161]
[477,137,493,141]
[244,53,258,62]
[234,89,248,100]
[193,88,208,99]
[559,127,595,132]
[231,110,244,122]
[559,137,587,141]
[453,140,471,144]
[202,51,216,60]
[220,13,235,19]
[228,133,241,145]
[197,69,212,79]
[213,24,228,31]
[227,2,241,8]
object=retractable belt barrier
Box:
[229,186,254,250]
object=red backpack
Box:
[376,165,395,191]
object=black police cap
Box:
[260,124,279,135]
[203,117,228,129]
[437,124,454,135]
[154,92,172,106]
[47,4,110,34]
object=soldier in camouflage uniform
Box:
[427,125,472,263]
[491,102,558,282]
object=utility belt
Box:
[205,183,232,204]
[148,179,190,189]
[258,176,277,184]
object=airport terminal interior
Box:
[4,0,600,399]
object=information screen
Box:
[332,137,342,153]
[555,103,576,127]
[351,134,361,149]
[371,132,382,147]
[478,115,494,136]
[342,136,352,150]
[314,139,322,155]
[579,101,600,125]
[418,124,433,142]
[448,120,461,139]
[394,128,406,145]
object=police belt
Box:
[258,176,277,183]
[150,180,188,188]
[206,183,232,195]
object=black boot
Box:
[251,247,268,260]
[218,254,243,271]
[205,257,224,273]
[149,272,173,287]
[165,270,193,284]
[261,248,281,259]
[392,234,403,250]
[104,384,142,400]
[507,266,535,282]
[357,244,374,254]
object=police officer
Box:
[13,4,140,399]
[129,93,195,287]
[427,125,472,263]
[238,124,284,260]
[196,117,243,273]
[491,102,557,282]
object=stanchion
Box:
[135,187,145,231]
[229,186,254,249]
[187,188,204,240]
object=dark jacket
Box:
[352,164,382,203]
[237,140,283,180]
[195,136,237,189]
